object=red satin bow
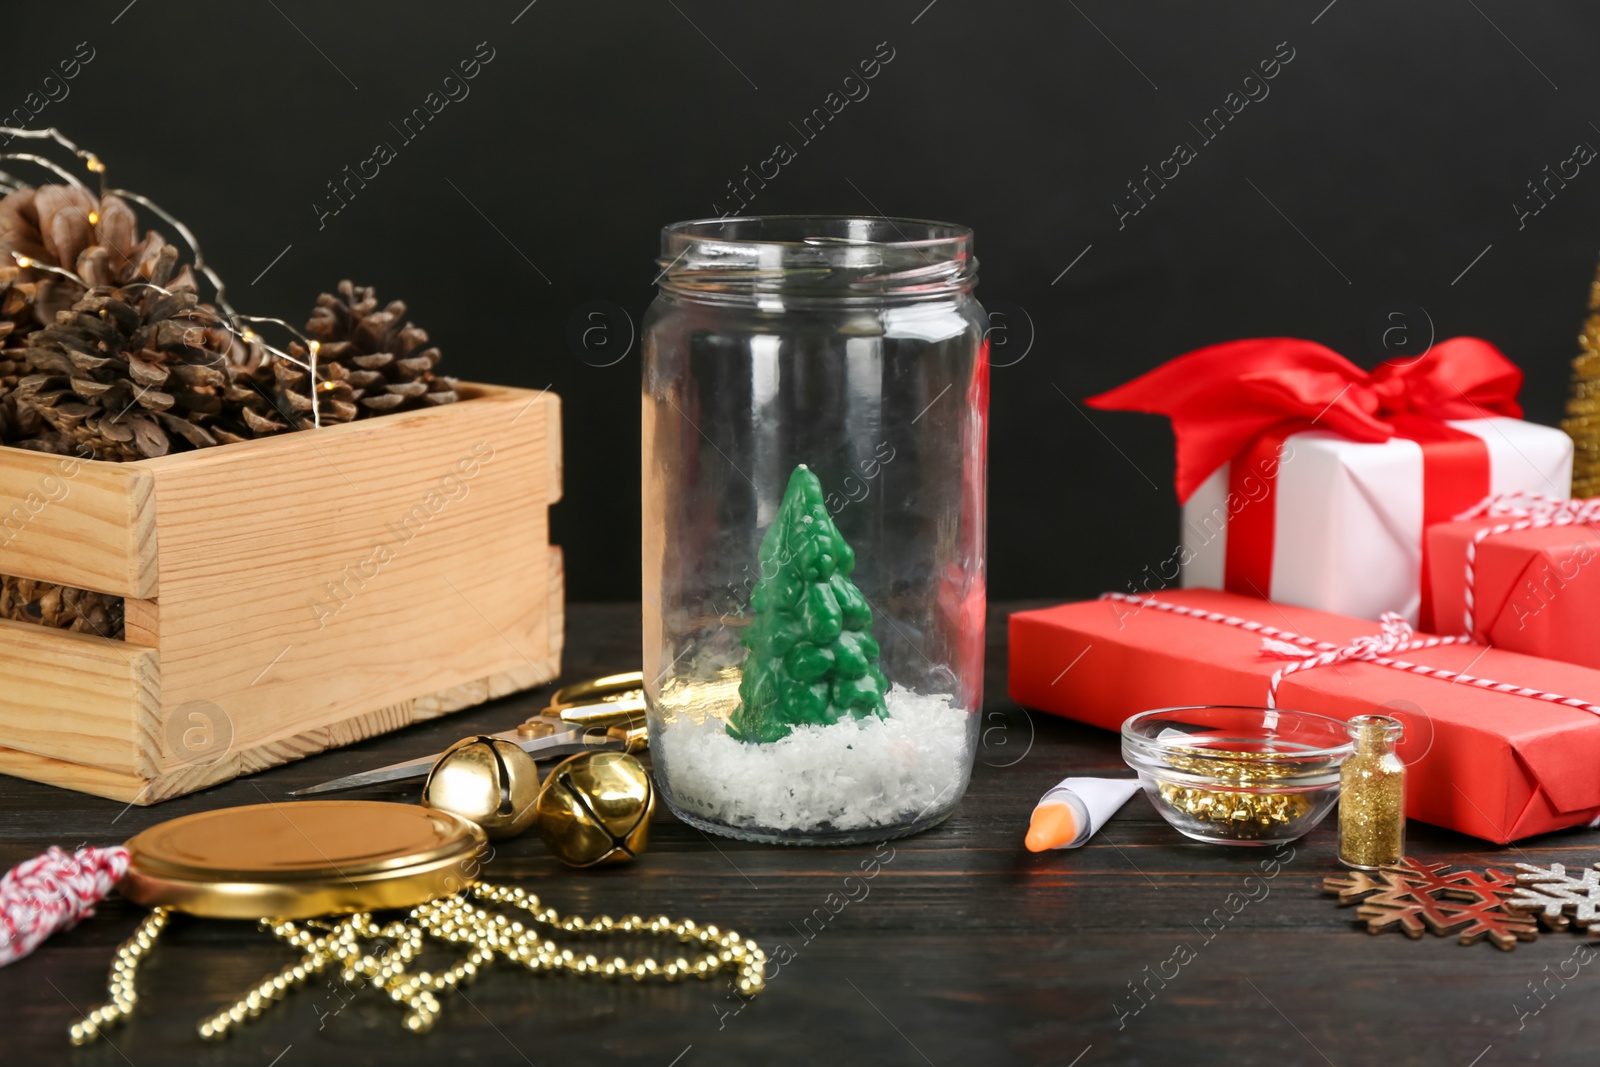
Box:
[1086,337,1523,502]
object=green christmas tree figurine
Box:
[727,465,890,744]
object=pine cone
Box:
[0,390,76,454]
[305,281,458,414]
[2,262,45,381]
[10,248,281,460]
[238,340,361,434]
[0,183,200,300]
[1,262,39,348]
[0,264,32,406]
[0,185,54,265]
[0,266,75,454]
[2,184,139,281]
[0,574,124,639]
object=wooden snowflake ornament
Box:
[1323,858,1539,951]
[1504,862,1600,931]
[1323,870,1395,905]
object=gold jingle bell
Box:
[534,751,654,867]
[421,735,542,839]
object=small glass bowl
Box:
[1121,706,1354,846]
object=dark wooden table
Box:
[3,603,1597,1066]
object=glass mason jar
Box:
[641,216,988,845]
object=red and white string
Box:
[1101,592,1329,650]
[0,845,128,967]
[1453,492,1600,637]
[1099,591,1600,718]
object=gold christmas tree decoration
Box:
[1562,254,1600,496]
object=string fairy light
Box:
[0,127,337,431]
[9,251,88,288]
[0,154,92,197]
[0,126,105,191]
[235,314,320,356]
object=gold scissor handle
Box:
[540,671,647,731]
[550,671,643,707]
[557,697,646,728]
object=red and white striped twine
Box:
[0,846,128,967]
[1454,493,1600,638]
[1098,592,1600,718]
[1102,591,1333,650]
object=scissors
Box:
[291,672,647,797]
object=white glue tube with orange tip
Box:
[1024,777,1142,852]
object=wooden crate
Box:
[0,383,563,804]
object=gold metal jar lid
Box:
[120,801,487,919]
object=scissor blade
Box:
[287,726,612,797]
[289,753,439,796]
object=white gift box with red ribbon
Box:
[1179,419,1572,625]
[1088,337,1573,629]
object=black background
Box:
[6,1,1598,601]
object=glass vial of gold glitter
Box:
[1338,715,1405,869]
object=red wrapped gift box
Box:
[1009,588,1600,844]
[1426,518,1600,670]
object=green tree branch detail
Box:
[727,465,890,744]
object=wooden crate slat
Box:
[0,450,156,597]
[122,597,160,648]
[0,745,157,804]
[0,618,159,776]
[544,391,564,504]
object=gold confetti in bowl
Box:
[1121,706,1355,846]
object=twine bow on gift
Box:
[1453,493,1600,637]
[1257,612,1472,708]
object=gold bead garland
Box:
[69,882,766,1044]
[67,907,169,1046]
[199,914,368,1039]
